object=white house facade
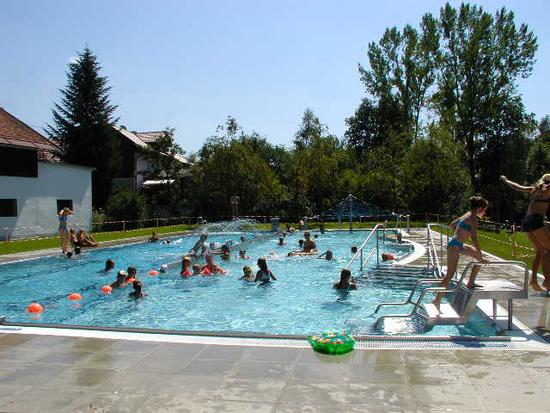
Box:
[0,108,93,240]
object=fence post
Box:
[122,221,126,232]
[156,218,159,228]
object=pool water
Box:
[0,230,499,336]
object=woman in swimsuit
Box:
[434,196,489,310]
[58,207,74,253]
[501,174,550,290]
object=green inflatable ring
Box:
[308,331,355,355]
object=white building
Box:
[0,108,93,240]
[112,128,190,191]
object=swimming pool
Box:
[0,230,499,336]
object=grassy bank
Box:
[0,224,196,255]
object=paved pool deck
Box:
[0,228,548,412]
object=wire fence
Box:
[2,212,544,259]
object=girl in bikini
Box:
[501,174,550,290]
[434,196,489,310]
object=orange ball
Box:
[126,278,135,283]
[149,270,159,276]
[27,303,44,313]
[101,285,113,295]
[68,292,82,301]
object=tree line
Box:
[47,3,549,223]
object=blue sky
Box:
[1,0,549,152]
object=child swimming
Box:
[201,254,226,275]
[255,258,277,283]
[181,257,193,276]
[104,259,115,273]
[111,270,128,289]
[240,265,255,282]
[129,280,147,299]
[333,269,357,290]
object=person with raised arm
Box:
[501,174,550,290]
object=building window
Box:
[0,147,38,177]
[0,199,17,217]
[56,200,73,212]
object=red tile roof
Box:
[0,107,61,161]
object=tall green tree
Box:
[190,118,286,218]
[46,47,120,207]
[358,13,440,141]
[402,126,472,215]
[435,3,537,190]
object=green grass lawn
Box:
[433,227,534,266]
[0,224,196,255]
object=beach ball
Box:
[101,285,113,295]
[27,303,44,313]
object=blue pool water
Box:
[0,230,499,336]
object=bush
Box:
[104,189,149,223]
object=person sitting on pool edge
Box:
[255,258,277,283]
[77,229,99,247]
[201,254,226,275]
[111,270,128,289]
[129,280,147,299]
[148,231,159,242]
[333,269,357,290]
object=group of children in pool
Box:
[101,225,383,298]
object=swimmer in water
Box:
[255,258,277,283]
[237,249,251,259]
[192,264,202,275]
[181,257,193,276]
[126,266,137,281]
[201,254,226,275]
[240,265,255,282]
[333,269,357,290]
[318,250,335,261]
[129,280,147,299]
[111,270,128,289]
[104,259,115,273]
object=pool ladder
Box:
[374,261,529,331]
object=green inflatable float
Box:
[308,331,355,355]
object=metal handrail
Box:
[426,222,451,278]
[345,221,387,271]
[374,260,530,328]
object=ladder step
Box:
[423,303,460,319]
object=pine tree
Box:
[46,47,120,207]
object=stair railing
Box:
[345,221,387,272]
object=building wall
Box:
[0,162,93,239]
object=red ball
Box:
[149,270,159,276]
[27,303,44,313]
[101,285,113,295]
[68,293,82,301]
